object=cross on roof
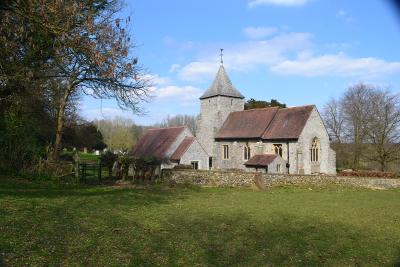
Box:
[220,48,224,65]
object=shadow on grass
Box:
[127,212,399,266]
[0,177,203,202]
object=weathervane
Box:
[220,48,224,65]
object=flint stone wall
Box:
[161,169,400,190]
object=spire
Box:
[220,48,224,65]
[199,60,245,100]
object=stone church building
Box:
[132,64,336,175]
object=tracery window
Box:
[273,144,283,157]
[310,138,320,162]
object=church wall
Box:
[213,140,268,171]
[297,108,336,175]
[179,139,209,170]
[262,141,299,174]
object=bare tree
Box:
[364,90,400,171]
[322,98,345,143]
[155,114,198,135]
[341,83,373,169]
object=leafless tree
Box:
[341,83,373,169]
[363,90,400,171]
[323,83,400,171]
[322,97,345,143]
[155,114,198,135]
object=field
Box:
[1,177,400,266]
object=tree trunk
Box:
[50,88,70,161]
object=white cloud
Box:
[169,63,181,73]
[248,0,309,7]
[270,52,400,77]
[178,32,313,81]
[144,74,170,86]
[243,26,278,39]
[178,61,220,82]
[337,9,353,23]
[153,85,202,106]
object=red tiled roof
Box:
[216,105,314,140]
[216,107,279,139]
[244,154,278,167]
[170,137,195,162]
[262,105,314,140]
[130,126,186,158]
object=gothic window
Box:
[230,99,233,106]
[273,144,283,157]
[310,138,320,162]
[244,146,251,160]
[276,164,281,173]
[223,145,229,159]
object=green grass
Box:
[1,177,400,266]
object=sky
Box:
[81,0,400,125]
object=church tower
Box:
[196,54,245,167]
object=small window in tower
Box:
[230,99,233,106]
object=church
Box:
[131,62,336,175]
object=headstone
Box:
[95,150,100,155]
[83,147,87,153]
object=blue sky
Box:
[81,0,400,125]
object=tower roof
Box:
[199,65,245,100]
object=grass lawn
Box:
[1,177,400,266]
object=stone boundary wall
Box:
[161,169,400,190]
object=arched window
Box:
[244,146,251,160]
[273,144,283,157]
[310,138,320,162]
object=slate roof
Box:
[262,105,314,140]
[244,154,278,167]
[130,126,186,158]
[216,105,314,140]
[215,107,279,139]
[199,65,245,100]
[170,137,195,162]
